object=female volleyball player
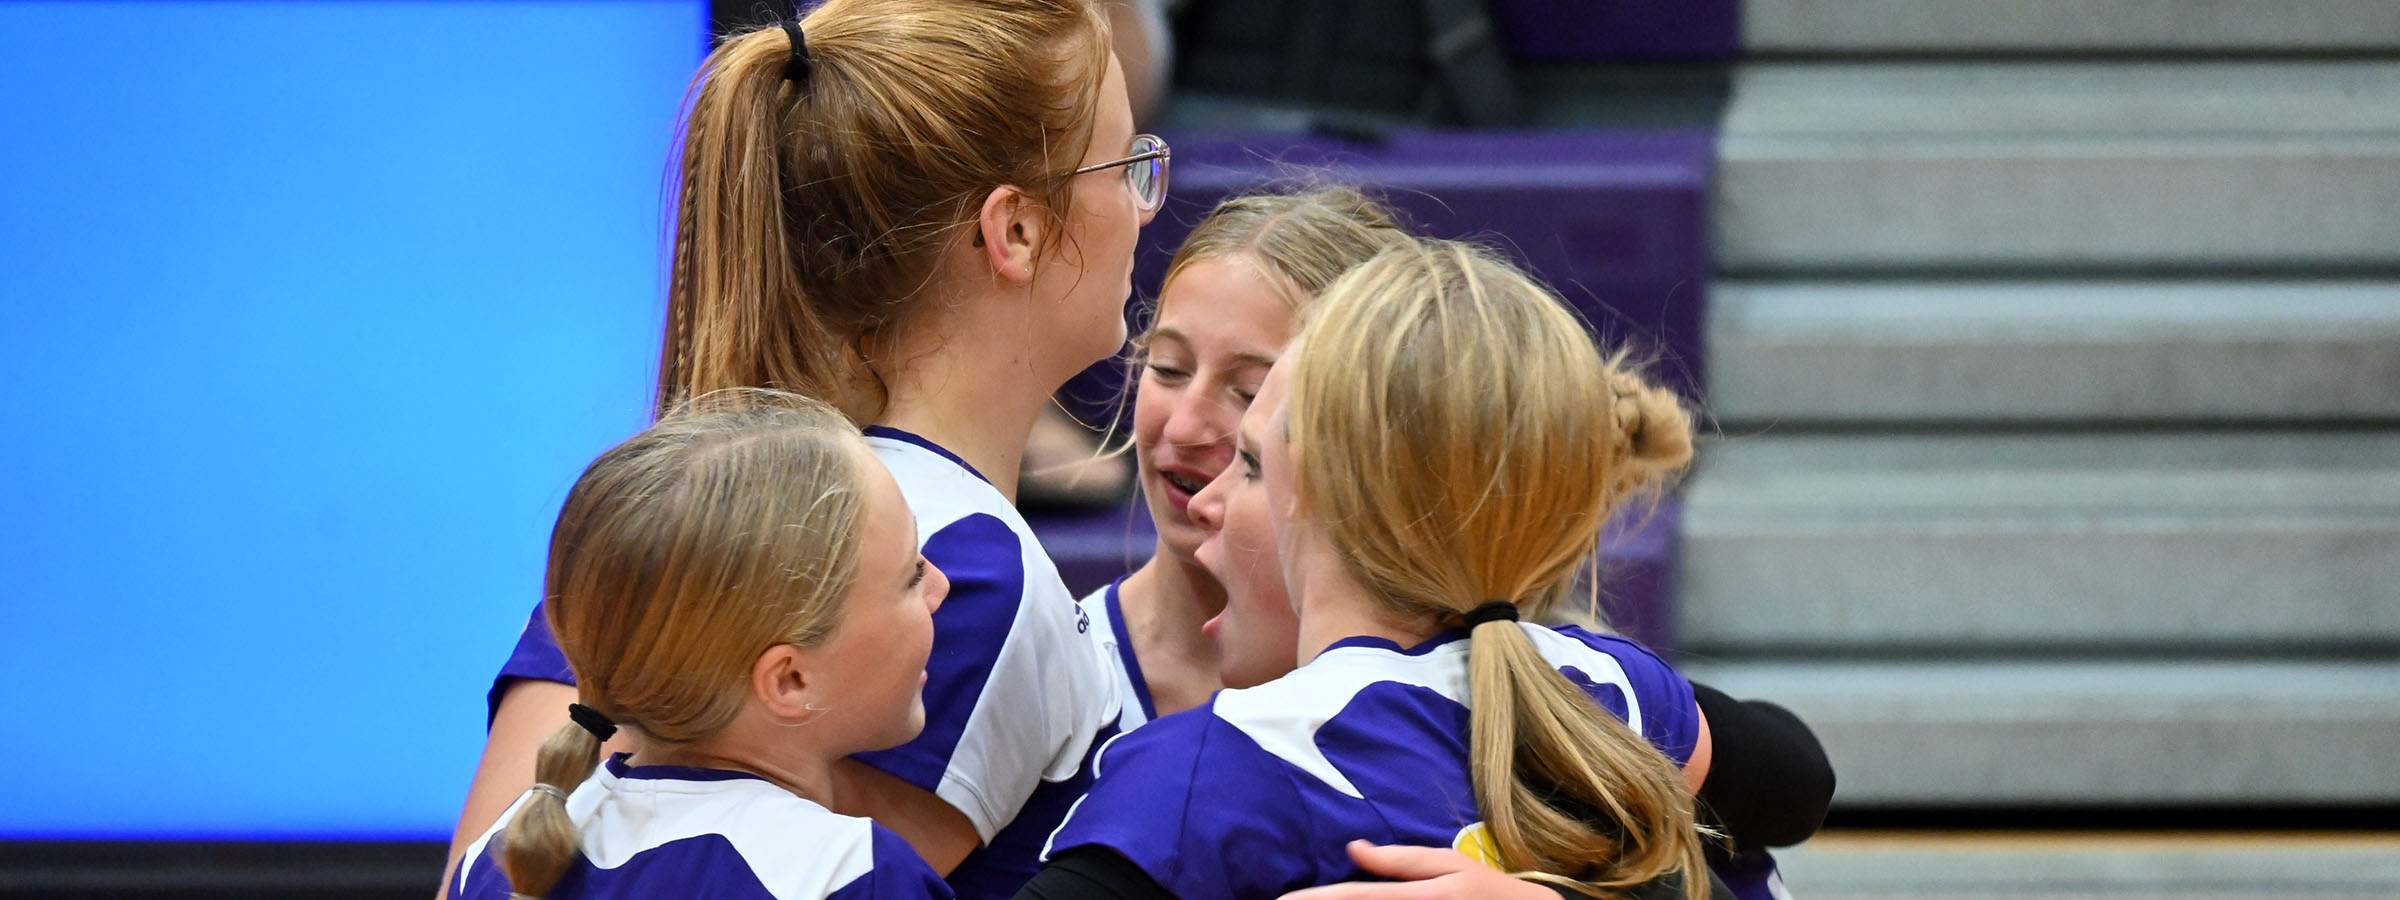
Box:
[450,393,951,900]
[449,3,1162,896]
[1080,186,1411,729]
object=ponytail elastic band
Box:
[568,703,618,742]
[780,17,811,83]
[530,783,569,802]
[1463,601,1519,628]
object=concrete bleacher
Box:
[1708,281,2400,423]
[1776,831,2400,900]
[1740,0,2400,54]
[1678,0,2400,834]
[1714,61,2400,272]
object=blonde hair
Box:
[499,390,874,899]
[659,0,1112,421]
[1155,185,1412,314]
[1283,240,1703,899]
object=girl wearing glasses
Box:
[446,2,1170,897]
[450,393,951,900]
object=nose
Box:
[923,561,950,612]
[1160,385,1234,456]
[1187,467,1231,534]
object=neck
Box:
[875,293,1065,502]
[1124,547,1227,632]
[1117,550,1225,713]
[631,738,835,807]
[1292,555,1441,663]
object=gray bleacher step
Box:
[1715,62,2400,273]
[1677,432,2400,650]
[1745,0,2400,55]
[1679,658,2400,805]
[1706,279,2400,425]
[1774,831,2400,900]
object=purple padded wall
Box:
[1062,129,1714,422]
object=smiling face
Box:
[804,449,948,754]
[1192,361,1304,689]
[1033,51,1149,375]
[1134,256,1296,564]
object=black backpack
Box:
[1173,0,1524,127]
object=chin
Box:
[892,704,927,746]
[1156,532,1203,569]
[1219,656,1278,691]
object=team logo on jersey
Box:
[1451,821,1503,868]
[1076,606,1090,634]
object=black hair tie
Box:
[779,17,811,83]
[1463,601,1519,628]
[568,703,618,742]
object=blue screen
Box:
[0,1,707,839]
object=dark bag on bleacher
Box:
[1174,0,1524,127]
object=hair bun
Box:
[1606,371,1693,477]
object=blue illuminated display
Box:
[0,1,707,839]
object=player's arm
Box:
[830,757,982,874]
[1011,847,1177,900]
[1274,841,1733,900]
[1687,681,1833,849]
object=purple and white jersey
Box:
[1043,624,1702,899]
[487,426,1119,900]
[450,755,949,900]
[1076,577,1156,732]
[852,426,1120,898]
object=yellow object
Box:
[1452,821,1503,868]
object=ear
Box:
[751,644,820,723]
[976,185,1047,285]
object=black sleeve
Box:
[1013,847,1178,900]
[1690,681,1835,848]
[1545,868,1736,900]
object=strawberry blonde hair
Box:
[660,0,1112,420]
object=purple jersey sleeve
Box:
[486,600,575,726]
[826,824,956,900]
[851,513,1024,793]
[1552,626,1702,766]
[1045,712,1351,899]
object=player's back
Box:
[451,755,950,900]
[1046,623,1701,898]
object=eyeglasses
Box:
[1070,133,1170,214]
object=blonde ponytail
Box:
[1467,620,1705,898]
[1286,240,1705,899]
[493,390,876,898]
[497,719,608,899]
